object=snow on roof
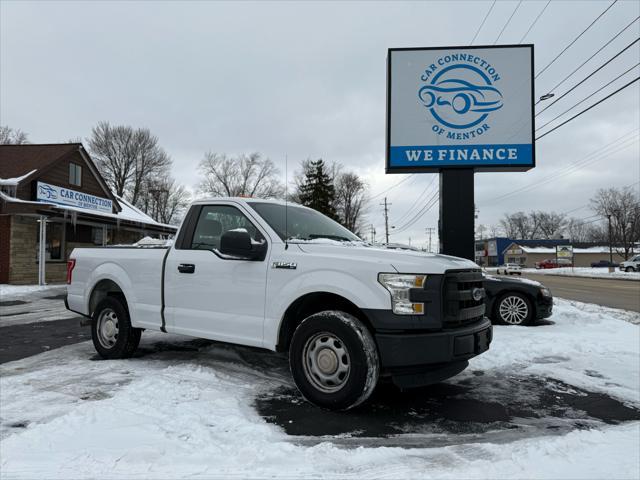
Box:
[518,245,615,254]
[114,195,173,227]
[0,190,176,231]
[0,170,37,186]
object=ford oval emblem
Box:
[472,287,485,302]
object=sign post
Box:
[386,45,535,260]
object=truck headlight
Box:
[540,287,552,298]
[378,273,426,315]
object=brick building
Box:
[0,143,177,284]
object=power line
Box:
[537,64,639,131]
[369,174,414,200]
[536,15,640,104]
[536,38,640,117]
[392,190,439,234]
[482,129,639,204]
[536,76,639,140]
[393,174,438,226]
[493,0,523,45]
[535,0,619,79]
[486,134,639,203]
[470,0,497,45]
[519,0,551,43]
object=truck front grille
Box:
[442,270,485,327]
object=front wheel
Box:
[289,311,379,410]
[626,267,635,272]
[91,296,141,359]
[495,292,533,326]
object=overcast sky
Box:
[1,0,638,248]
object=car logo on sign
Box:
[419,65,503,130]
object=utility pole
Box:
[607,214,613,264]
[425,227,435,253]
[369,224,376,244]
[380,197,391,244]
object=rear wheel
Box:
[289,311,379,410]
[495,292,533,326]
[91,296,141,359]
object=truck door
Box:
[164,203,269,347]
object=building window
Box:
[37,221,65,261]
[69,163,82,186]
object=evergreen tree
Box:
[298,159,337,219]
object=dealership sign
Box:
[386,45,534,173]
[37,181,113,213]
[556,245,574,259]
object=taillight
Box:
[66,259,76,284]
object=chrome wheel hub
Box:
[97,308,119,348]
[302,332,350,393]
[499,296,528,325]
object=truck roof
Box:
[191,197,305,208]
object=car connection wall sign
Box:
[37,181,113,213]
[386,45,534,173]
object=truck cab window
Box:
[190,205,264,251]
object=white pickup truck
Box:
[66,198,492,410]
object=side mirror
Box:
[219,229,267,261]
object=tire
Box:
[495,292,533,326]
[289,311,379,410]
[91,296,142,359]
[626,267,635,273]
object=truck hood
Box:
[293,242,478,274]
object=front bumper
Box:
[374,317,492,369]
[536,296,553,319]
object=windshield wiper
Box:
[307,234,353,242]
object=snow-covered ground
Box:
[0,283,66,300]
[1,299,639,479]
[518,267,640,280]
[0,285,73,327]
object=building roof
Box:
[0,143,120,211]
[504,241,617,255]
[0,143,81,180]
[0,190,177,233]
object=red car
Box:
[535,259,559,269]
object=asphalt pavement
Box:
[520,273,640,312]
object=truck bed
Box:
[67,246,168,330]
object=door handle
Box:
[178,263,195,274]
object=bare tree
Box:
[198,152,284,198]
[500,212,533,239]
[0,126,29,144]
[139,177,191,225]
[335,171,367,235]
[489,224,502,238]
[531,211,565,239]
[565,217,591,242]
[88,122,172,204]
[591,186,640,259]
[475,223,487,240]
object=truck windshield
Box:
[248,202,361,242]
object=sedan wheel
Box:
[497,293,532,325]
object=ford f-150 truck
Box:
[66,198,492,410]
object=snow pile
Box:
[0,283,65,300]
[0,300,638,479]
[521,267,640,281]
